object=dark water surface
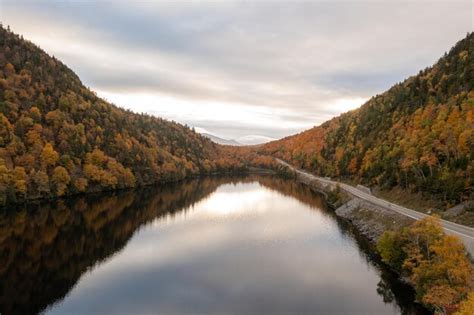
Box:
[0,176,428,315]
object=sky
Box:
[1,1,472,144]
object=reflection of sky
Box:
[45,182,399,315]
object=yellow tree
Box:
[4,62,15,76]
[32,170,50,195]
[420,151,438,177]
[13,166,27,197]
[0,113,13,146]
[86,148,107,166]
[0,159,12,205]
[26,124,43,151]
[381,216,473,312]
[29,106,42,121]
[455,292,474,315]
[403,216,444,278]
[458,129,473,155]
[106,159,135,188]
[73,178,88,192]
[422,285,458,314]
[421,235,473,308]
[52,166,70,196]
[41,143,59,170]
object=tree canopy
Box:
[0,26,252,204]
[261,33,474,206]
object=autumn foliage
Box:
[0,26,258,205]
[377,216,473,313]
[261,33,474,206]
[455,292,474,315]
[1,24,474,209]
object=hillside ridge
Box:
[261,32,474,206]
[0,25,244,205]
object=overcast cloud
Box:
[1,0,472,143]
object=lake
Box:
[0,176,428,315]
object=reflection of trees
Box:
[375,271,430,315]
[256,176,327,210]
[255,176,429,315]
[377,279,395,304]
[0,175,428,315]
[0,178,225,315]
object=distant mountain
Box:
[237,135,276,145]
[200,133,276,146]
[201,133,242,146]
[262,33,474,205]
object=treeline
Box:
[377,217,473,314]
[0,26,262,205]
[3,23,473,208]
[261,33,474,206]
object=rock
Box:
[444,200,474,218]
[356,184,372,195]
[335,198,414,243]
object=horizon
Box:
[1,0,472,144]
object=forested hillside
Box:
[0,26,244,205]
[2,24,473,207]
[262,33,474,206]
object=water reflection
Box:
[0,176,428,315]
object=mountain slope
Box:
[201,133,242,146]
[0,26,230,204]
[262,33,474,205]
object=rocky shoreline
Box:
[293,171,414,244]
[334,198,415,243]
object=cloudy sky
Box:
[1,1,472,144]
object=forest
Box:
[2,24,473,209]
[261,33,474,207]
[377,216,473,314]
[0,26,282,205]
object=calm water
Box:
[0,176,428,315]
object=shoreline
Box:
[293,169,415,244]
[0,168,282,211]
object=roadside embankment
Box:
[280,160,474,313]
[334,198,414,242]
[278,158,474,256]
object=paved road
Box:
[277,158,474,255]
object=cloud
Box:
[1,0,472,140]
